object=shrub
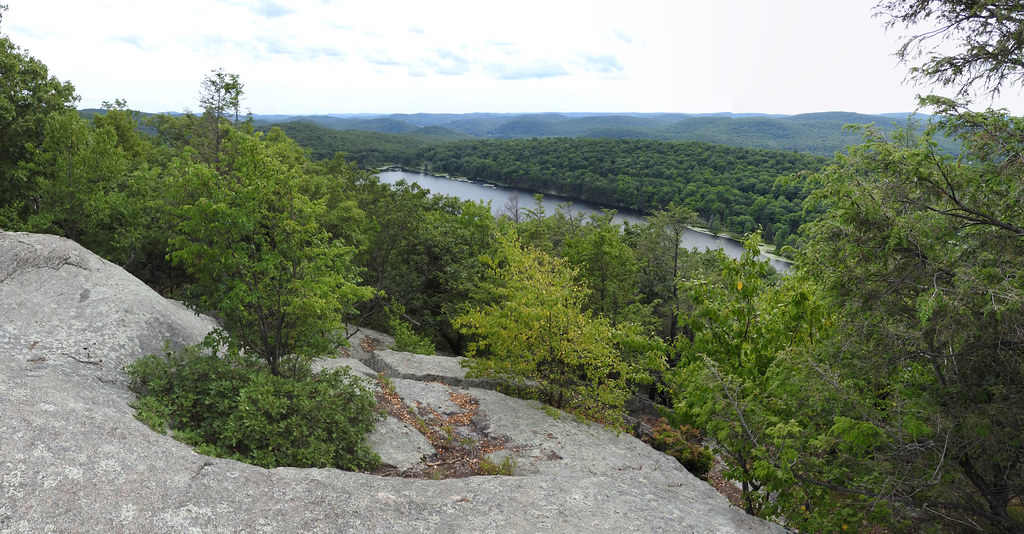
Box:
[387,302,435,355]
[478,455,517,476]
[125,340,381,471]
[649,421,714,480]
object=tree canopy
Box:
[419,137,825,246]
[169,128,373,377]
[800,117,1024,532]
[0,13,77,218]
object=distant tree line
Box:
[418,138,826,248]
[267,124,827,249]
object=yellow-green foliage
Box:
[478,455,517,476]
[648,421,713,480]
[456,230,652,429]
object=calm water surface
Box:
[378,169,792,271]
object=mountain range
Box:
[78,109,950,158]
[249,111,937,157]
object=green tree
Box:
[20,110,124,243]
[91,99,150,161]
[194,68,245,164]
[341,172,496,353]
[407,196,496,352]
[563,211,649,327]
[668,235,840,526]
[0,11,78,220]
[200,68,244,126]
[801,120,1024,533]
[169,128,372,377]
[349,178,432,323]
[646,203,698,346]
[455,230,647,426]
[16,108,162,271]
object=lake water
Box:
[378,169,792,271]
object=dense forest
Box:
[264,122,827,248]
[417,137,827,246]
[2,1,1022,532]
[268,119,471,163]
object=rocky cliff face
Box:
[0,232,782,533]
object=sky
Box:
[5,0,1024,116]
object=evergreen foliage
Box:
[880,0,1024,97]
[800,116,1024,532]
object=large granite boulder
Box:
[0,232,782,533]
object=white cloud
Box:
[578,54,625,76]
[4,0,1024,114]
[488,60,568,80]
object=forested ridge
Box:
[418,137,827,246]
[2,1,1022,532]
[253,110,957,157]
[269,119,472,163]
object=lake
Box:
[377,169,792,271]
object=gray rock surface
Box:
[0,232,783,533]
[366,416,435,470]
[365,349,495,389]
[312,356,377,378]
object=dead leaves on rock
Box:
[373,377,512,479]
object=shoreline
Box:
[378,166,794,267]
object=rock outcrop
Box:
[0,232,782,533]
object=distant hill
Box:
[77,108,954,159]
[251,111,948,157]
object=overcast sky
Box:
[5,0,1024,116]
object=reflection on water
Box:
[377,169,792,271]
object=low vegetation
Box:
[126,339,381,471]
[645,421,714,481]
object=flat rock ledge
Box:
[0,232,783,533]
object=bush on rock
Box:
[126,340,381,471]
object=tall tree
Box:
[669,236,838,526]
[200,67,244,126]
[563,211,648,327]
[195,68,244,164]
[647,203,698,346]
[0,11,77,219]
[170,128,372,377]
[801,121,1024,533]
